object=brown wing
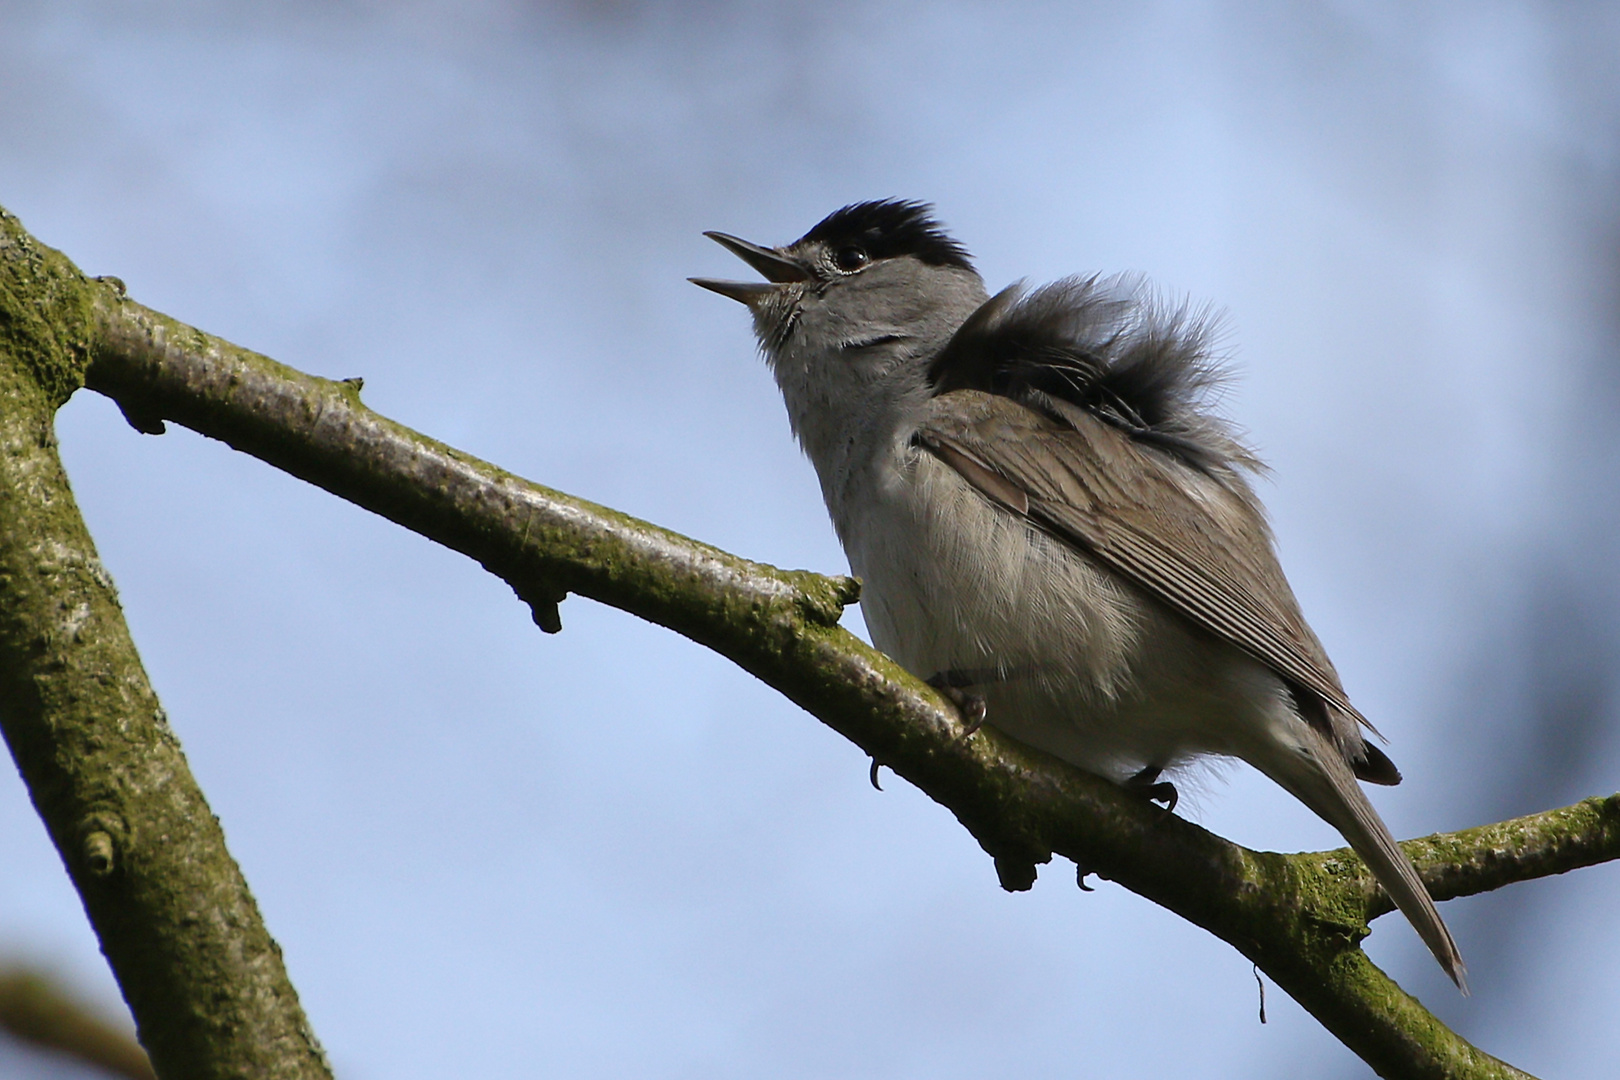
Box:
[914,389,1376,737]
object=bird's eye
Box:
[833,245,869,272]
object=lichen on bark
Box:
[0,206,330,1080]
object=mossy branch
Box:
[12,204,1616,1078]
[1358,794,1620,920]
[0,207,332,1080]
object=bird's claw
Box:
[926,672,988,739]
[1125,765,1179,813]
[953,690,988,738]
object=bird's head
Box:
[692,200,987,461]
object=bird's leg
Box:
[1124,765,1178,812]
[926,669,988,738]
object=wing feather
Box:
[914,390,1373,734]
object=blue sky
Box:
[2,3,1619,1077]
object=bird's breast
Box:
[837,443,1287,777]
[839,446,1135,766]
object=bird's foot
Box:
[926,671,987,738]
[1125,765,1178,813]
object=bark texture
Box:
[0,208,331,1080]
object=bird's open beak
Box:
[690,231,810,305]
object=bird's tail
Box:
[1258,727,1467,992]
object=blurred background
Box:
[2,2,1618,1076]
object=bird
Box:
[691,199,1464,989]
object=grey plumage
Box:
[692,199,1464,989]
[929,275,1249,475]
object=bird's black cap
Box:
[795,199,975,271]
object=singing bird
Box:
[693,200,1463,988]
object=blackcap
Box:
[692,199,1464,989]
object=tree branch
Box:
[1339,793,1620,921]
[0,208,332,1078]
